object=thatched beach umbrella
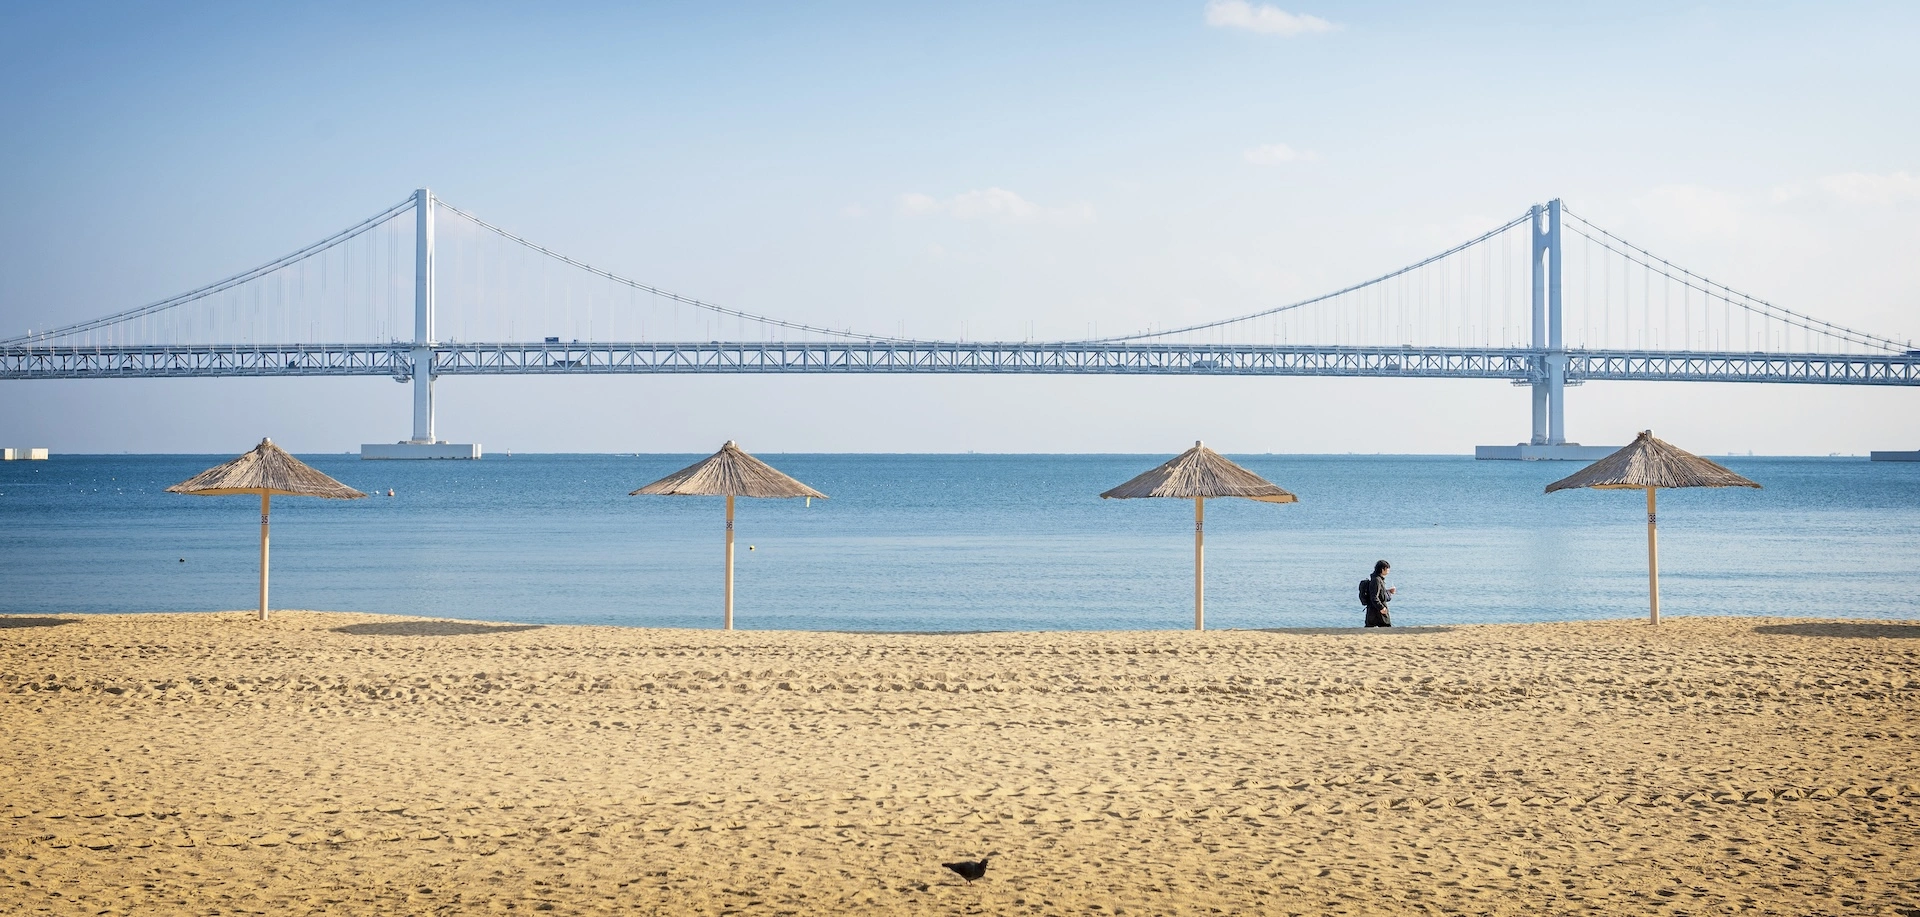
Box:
[631,441,826,629]
[167,438,366,621]
[1546,430,1759,625]
[1101,441,1298,631]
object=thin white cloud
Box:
[897,188,1095,224]
[1766,182,1809,205]
[1816,171,1920,205]
[898,193,942,215]
[1630,184,1754,239]
[1204,0,1336,36]
[1243,142,1318,166]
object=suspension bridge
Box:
[4,189,1915,459]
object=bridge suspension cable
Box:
[1089,211,1534,344]
[433,200,916,344]
[9,191,1908,359]
[0,196,417,347]
[1559,206,1907,354]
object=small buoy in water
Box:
[748,545,755,551]
[178,558,185,563]
[387,488,395,497]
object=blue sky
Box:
[2,2,1916,454]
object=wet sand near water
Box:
[1,612,1916,915]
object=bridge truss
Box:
[4,189,1914,453]
[5,340,1916,387]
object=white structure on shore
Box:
[3,447,49,460]
[363,441,481,459]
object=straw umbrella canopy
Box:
[1546,430,1759,625]
[167,438,366,621]
[1101,441,1298,631]
[631,441,826,629]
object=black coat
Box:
[1366,573,1392,612]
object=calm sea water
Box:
[1,454,1914,630]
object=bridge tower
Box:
[360,189,482,459]
[1476,199,1615,460]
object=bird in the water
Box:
[942,854,994,884]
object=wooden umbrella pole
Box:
[1646,486,1660,626]
[259,492,271,622]
[1194,497,1205,632]
[724,494,736,630]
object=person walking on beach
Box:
[1361,560,1395,627]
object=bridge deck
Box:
[3,342,1916,385]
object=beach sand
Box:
[1,612,1915,916]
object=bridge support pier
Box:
[1530,385,1549,445]
[362,188,482,460]
[1478,199,1617,461]
[411,347,434,443]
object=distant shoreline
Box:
[8,451,1879,459]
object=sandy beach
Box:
[0,612,1915,916]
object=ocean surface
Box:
[1,453,1915,631]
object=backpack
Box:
[1358,577,1375,606]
